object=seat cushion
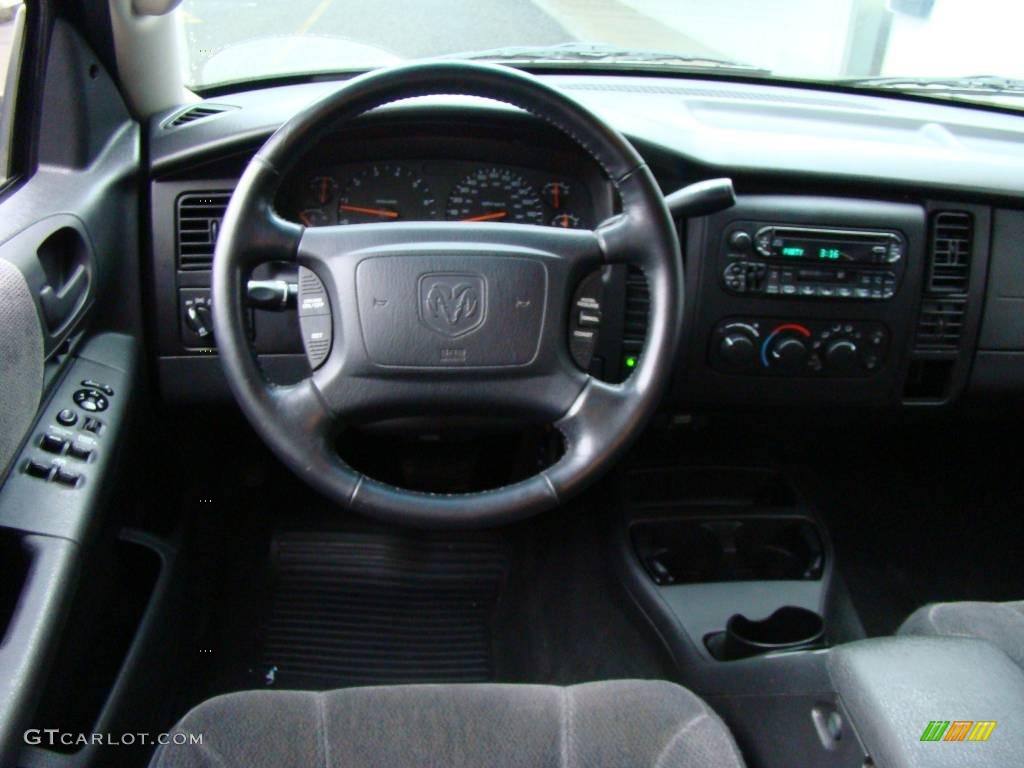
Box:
[898,600,1024,668]
[151,680,745,768]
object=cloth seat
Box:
[151,680,745,768]
[898,600,1024,669]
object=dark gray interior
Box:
[1,4,1023,768]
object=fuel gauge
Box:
[542,181,571,209]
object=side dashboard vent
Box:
[914,211,972,352]
[176,192,231,271]
[164,103,234,129]
[622,266,650,360]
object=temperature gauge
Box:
[550,212,581,229]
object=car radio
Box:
[721,223,906,300]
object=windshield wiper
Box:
[446,42,769,74]
[844,74,1024,97]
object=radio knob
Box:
[824,339,861,374]
[768,336,809,372]
[728,230,752,252]
[719,333,757,369]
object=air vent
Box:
[926,211,972,294]
[176,192,231,271]
[912,211,973,352]
[622,266,650,363]
[915,298,967,351]
[164,103,233,129]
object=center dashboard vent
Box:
[176,192,231,271]
[914,211,973,351]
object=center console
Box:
[615,463,1023,768]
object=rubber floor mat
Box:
[259,531,507,689]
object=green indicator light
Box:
[819,248,841,260]
[781,246,804,257]
[625,356,638,369]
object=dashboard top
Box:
[152,74,1024,200]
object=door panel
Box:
[0,12,143,768]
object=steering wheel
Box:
[212,62,682,528]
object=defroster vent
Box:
[164,104,233,129]
[176,192,231,271]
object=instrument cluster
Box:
[286,161,594,230]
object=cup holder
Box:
[706,606,825,661]
[632,517,824,585]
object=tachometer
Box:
[336,164,437,224]
[446,168,544,224]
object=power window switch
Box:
[67,442,95,461]
[25,460,54,480]
[53,467,82,488]
[40,434,68,455]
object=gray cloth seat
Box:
[151,680,745,768]
[898,600,1024,669]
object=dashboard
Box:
[147,74,1024,412]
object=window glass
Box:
[181,0,1024,112]
[0,1,26,184]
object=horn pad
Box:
[354,254,548,368]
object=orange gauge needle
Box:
[339,204,399,219]
[461,211,507,222]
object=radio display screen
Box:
[773,237,879,263]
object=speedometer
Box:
[446,168,544,224]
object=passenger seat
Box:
[898,601,1024,668]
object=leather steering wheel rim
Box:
[212,61,682,528]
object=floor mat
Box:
[259,531,508,689]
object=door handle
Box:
[38,263,88,331]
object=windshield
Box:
[181,0,1024,110]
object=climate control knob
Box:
[767,336,809,372]
[719,333,758,369]
[824,339,860,374]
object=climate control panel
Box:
[709,318,889,377]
